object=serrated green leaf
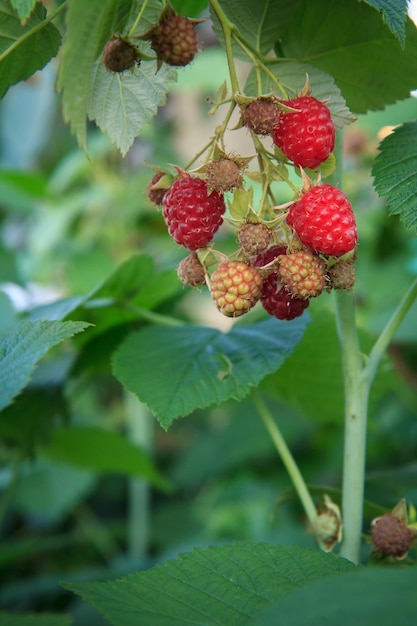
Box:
[372,121,417,232]
[9,0,36,23]
[361,0,408,46]
[256,564,417,626]
[0,0,61,99]
[0,612,71,626]
[244,62,356,129]
[170,0,208,16]
[280,0,417,113]
[58,0,136,152]
[0,320,89,411]
[87,59,176,156]
[64,543,355,626]
[261,311,396,423]
[42,426,170,490]
[112,315,309,428]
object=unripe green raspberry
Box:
[210,261,262,317]
[279,249,326,298]
[237,223,275,256]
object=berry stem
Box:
[208,0,241,94]
[251,389,318,527]
[128,0,150,37]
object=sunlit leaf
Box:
[9,0,36,22]
[361,0,408,46]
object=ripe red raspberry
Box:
[261,274,310,320]
[102,36,139,72]
[287,184,357,257]
[162,176,225,250]
[207,158,241,193]
[272,96,335,169]
[237,223,275,256]
[242,98,281,135]
[278,249,326,299]
[371,514,416,559]
[210,261,262,317]
[177,253,206,287]
[150,16,198,67]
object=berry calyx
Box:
[242,98,281,135]
[278,249,326,298]
[207,158,241,193]
[210,261,262,317]
[237,223,275,256]
[150,15,198,67]
[261,274,310,320]
[177,253,206,287]
[162,176,226,250]
[287,183,358,257]
[102,36,139,72]
[272,95,335,169]
[371,513,416,559]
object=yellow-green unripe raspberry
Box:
[210,261,262,317]
[278,249,326,298]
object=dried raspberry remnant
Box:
[102,37,139,72]
[177,253,206,287]
[150,16,198,67]
[207,159,241,193]
[273,95,335,169]
[287,184,357,257]
[242,99,281,135]
[210,261,262,317]
[147,172,168,206]
[371,514,416,559]
[238,223,274,256]
[162,176,226,250]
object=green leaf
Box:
[245,61,356,129]
[42,426,170,490]
[0,0,61,99]
[64,543,355,626]
[0,320,89,411]
[58,0,136,152]
[280,0,417,113]
[9,0,36,23]
[0,612,71,626]
[261,311,396,423]
[361,0,408,46]
[87,59,176,157]
[112,315,309,428]
[170,0,208,16]
[256,564,417,625]
[372,121,417,232]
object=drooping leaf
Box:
[64,543,355,626]
[9,0,36,23]
[0,0,61,99]
[58,0,136,152]
[0,612,71,626]
[42,426,170,490]
[112,315,309,428]
[280,0,417,113]
[372,121,417,232]
[87,59,176,156]
[245,62,356,128]
[361,0,408,46]
[0,320,89,411]
[256,564,417,625]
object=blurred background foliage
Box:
[0,13,417,625]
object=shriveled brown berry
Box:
[147,172,168,205]
[207,159,241,193]
[278,249,326,299]
[242,99,281,135]
[238,223,274,256]
[177,253,206,287]
[327,259,355,291]
[371,514,416,559]
[102,37,139,72]
[210,261,262,317]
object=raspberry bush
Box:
[1,0,417,624]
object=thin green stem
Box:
[208,0,240,93]
[0,2,67,63]
[122,302,186,327]
[128,0,149,37]
[251,389,317,526]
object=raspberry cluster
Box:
[148,78,357,321]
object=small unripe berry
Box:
[177,253,206,287]
[150,16,198,67]
[278,249,326,298]
[210,261,262,317]
[242,99,281,135]
[238,223,275,256]
[207,159,241,193]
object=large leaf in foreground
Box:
[372,121,417,232]
[0,320,89,411]
[362,0,408,46]
[0,612,71,626]
[257,562,417,625]
[280,0,417,113]
[112,315,309,428]
[0,0,61,98]
[64,543,355,626]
